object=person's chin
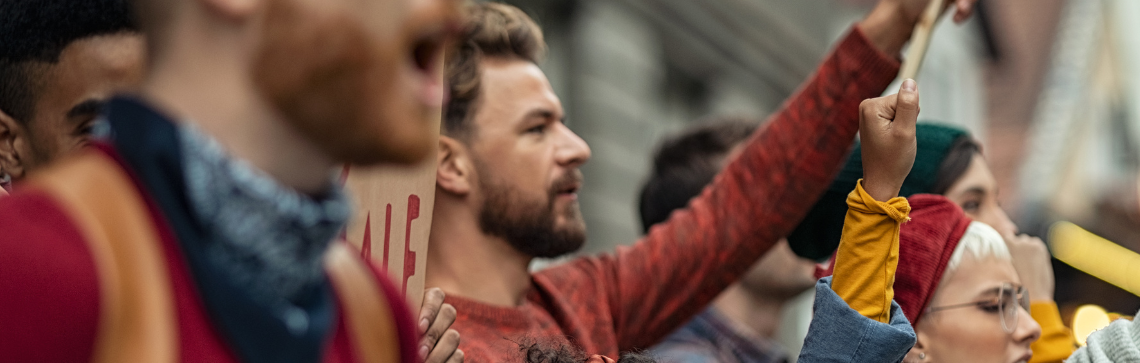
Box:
[554,214,585,231]
[347,125,434,165]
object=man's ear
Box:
[436,136,474,196]
[0,109,24,179]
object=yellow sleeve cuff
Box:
[847,179,911,223]
[831,180,911,324]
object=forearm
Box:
[830,180,911,323]
[858,1,914,57]
[606,28,901,350]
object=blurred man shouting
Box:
[0,0,145,195]
[428,1,978,360]
[0,0,465,362]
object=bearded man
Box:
[427,1,978,361]
[0,0,466,362]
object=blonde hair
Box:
[946,221,1011,274]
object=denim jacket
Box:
[797,277,916,363]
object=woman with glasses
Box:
[794,123,1073,362]
[895,194,1041,363]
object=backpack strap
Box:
[325,242,403,363]
[31,150,402,363]
[28,151,178,363]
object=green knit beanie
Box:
[787,123,970,261]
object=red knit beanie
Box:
[895,194,972,327]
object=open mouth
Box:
[411,32,446,76]
[406,25,457,107]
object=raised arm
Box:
[549,25,901,350]
[831,79,920,322]
[798,80,922,363]
[539,0,979,351]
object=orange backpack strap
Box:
[28,151,178,363]
[324,242,403,363]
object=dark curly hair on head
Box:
[0,0,137,123]
[518,340,657,363]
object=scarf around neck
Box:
[179,123,351,305]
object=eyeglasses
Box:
[925,283,1029,334]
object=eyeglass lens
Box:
[999,283,1028,333]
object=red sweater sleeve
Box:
[537,26,900,351]
[0,190,101,362]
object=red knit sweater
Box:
[446,27,901,362]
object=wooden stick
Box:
[899,0,949,80]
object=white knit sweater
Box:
[1067,312,1140,363]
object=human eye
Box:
[75,119,97,136]
[961,199,981,212]
[978,300,1002,313]
[525,123,546,135]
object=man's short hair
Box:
[0,0,137,123]
[443,2,546,139]
[638,117,758,233]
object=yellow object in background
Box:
[1048,222,1140,297]
[1072,305,1111,346]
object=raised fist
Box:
[1005,233,1056,302]
[886,0,979,26]
[859,79,920,202]
[859,0,981,55]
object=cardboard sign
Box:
[342,125,440,310]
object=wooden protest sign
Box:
[342,120,441,310]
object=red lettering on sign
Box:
[383,204,393,271]
[403,194,420,296]
[356,193,423,297]
[360,212,372,260]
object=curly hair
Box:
[638,117,759,232]
[519,341,657,363]
[443,2,546,139]
[0,0,137,122]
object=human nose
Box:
[1011,304,1042,345]
[991,205,1019,237]
[554,123,591,168]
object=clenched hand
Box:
[859,79,920,202]
[1004,233,1056,302]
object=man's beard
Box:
[252,0,427,166]
[478,168,587,258]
